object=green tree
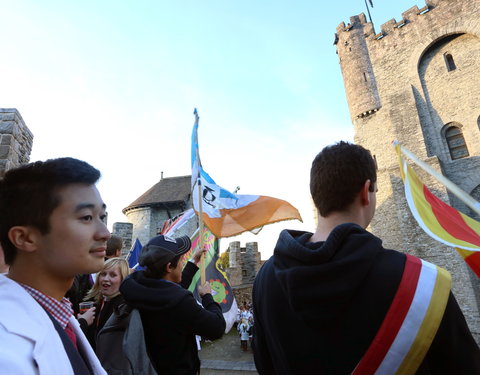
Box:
[218,251,230,270]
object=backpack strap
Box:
[123,309,158,375]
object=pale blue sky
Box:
[0,0,422,258]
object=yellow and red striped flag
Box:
[396,145,480,277]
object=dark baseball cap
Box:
[139,234,192,269]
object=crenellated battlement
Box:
[335,1,440,43]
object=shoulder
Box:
[0,275,51,337]
[0,322,38,373]
[0,276,75,373]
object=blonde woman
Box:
[79,257,130,350]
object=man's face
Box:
[35,183,111,278]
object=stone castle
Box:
[2,0,479,334]
[335,0,480,338]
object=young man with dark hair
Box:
[106,235,123,259]
[120,234,226,375]
[0,157,110,374]
[252,141,480,374]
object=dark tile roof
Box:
[123,175,191,213]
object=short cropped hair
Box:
[310,141,377,217]
[0,157,101,264]
[106,235,124,257]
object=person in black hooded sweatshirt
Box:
[120,234,225,375]
[252,141,480,375]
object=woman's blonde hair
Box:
[84,257,130,303]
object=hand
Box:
[77,307,96,326]
[192,246,207,265]
[198,281,212,297]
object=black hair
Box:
[310,141,377,217]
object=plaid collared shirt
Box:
[20,283,74,329]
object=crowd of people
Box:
[0,141,479,374]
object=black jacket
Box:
[120,262,225,375]
[252,224,480,374]
[82,293,125,351]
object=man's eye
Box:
[81,215,93,221]
[100,214,107,223]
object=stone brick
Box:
[0,145,11,159]
[0,135,12,145]
[0,122,14,134]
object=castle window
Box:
[477,116,480,130]
[445,125,469,160]
[444,53,456,72]
[242,270,247,277]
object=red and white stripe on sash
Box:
[352,254,451,375]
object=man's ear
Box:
[360,180,372,206]
[8,226,40,253]
[165,262,174,274]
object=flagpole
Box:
[364,0,373,25]
[194,109,206,285]
[394,141,480,217]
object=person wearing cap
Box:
[120,234,226,375]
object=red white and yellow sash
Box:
[352,254,451,375]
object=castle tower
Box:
[336,14,381,119]
[122,175,192,245]
[336,0,480,339]
[227,241,262,304]
[0,109,33,177]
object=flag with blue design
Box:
[127,238,143,270]
[191,109,302,238]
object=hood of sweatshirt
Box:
[120,271,191,312]
[272,223,383,325]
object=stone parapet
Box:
[0,109,33,177]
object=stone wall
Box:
[227,241,261,287]
[336,0,480,340]
[225,241,262,305]
[0,109,33,177]
[232,285,254,308]
[123,202,193,247]
[112,222,133,257]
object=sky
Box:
[0,0,422,259]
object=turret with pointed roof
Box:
[123,175,193,246]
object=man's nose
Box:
[96,220,111,241]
